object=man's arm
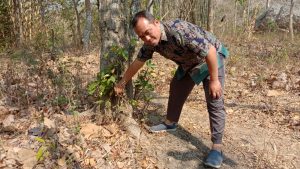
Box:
[205,45,222,99]
[114,58,145,95]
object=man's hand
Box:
[209,79,222,99]
[113,59,145,96]
[205,45,221,99]
[114,80,126,96]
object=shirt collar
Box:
[160,23,168,42]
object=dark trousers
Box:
[166,66,226,144]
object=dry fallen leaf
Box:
[80,123,103,139]
[57,158,66,167]
[141,157,149,169]
[266,90,283,97]
[117,161,125,168]
[84,158,97,166]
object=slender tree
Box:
[147,0,154,14]
[72,0,82,47]
[266,0,271,9]
[127,0,141,98]
[289,0,294,41]
[234,0,237,34]
[0,1,14,47]
[12,0,23,47]
[82,0,92,50]
[207,0,214,32]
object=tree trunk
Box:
[147,0,154,14]
[97,0,101,49]
[29,0,32,40]
[202,0,208,27]
[159,0,162,18]
[289,0,294,41]
[160,0,167,20]
[99,0,129,109]
[72,0,82,48]
[70,23,77,47]
[234,0,237,34]
[13,0,23,47]
[0,0,14,46]
[99,0,129,70]
[8,0,15,40]
[266,0,271,9]
[247,0,251,22]
[127,0,141,99]
[131,0,140,16]
[39,0,45,33]
[82,0,92,50]
[98,0,143,137]
[207,0,214,32]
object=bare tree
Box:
[72,0,82,47]
[160,0,206,26]
[12,0,23,47]
[266,0,271,9]
[38,0,45,26]
[147,0,154,14]
[289,0,294,41]
[234,0,237,34]
[126,0,141,99]
[207,0,214,32]
[82,0,92,50]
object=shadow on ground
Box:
[143,101,237,169]
[167,126,237,168]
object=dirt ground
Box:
[0,34,299,169]
[141,50,300,169]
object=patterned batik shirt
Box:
[136,19,229,85]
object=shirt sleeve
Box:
[136,45,155,62]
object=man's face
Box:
[134,17,161,46]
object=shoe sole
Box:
[149,128,177,133]
[203,162,221,168]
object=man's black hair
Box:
[131,10,155,28]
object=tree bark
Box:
[12,0,23,47]
[1,1,14,45]
[207,0,214,32]
[234,0,237,34]
[99,0,129,71]
[266,0,271,9]
[82,0,92,50]
[247,0,252,28]
[99,0,129,103]
[38,0,45,30]
[147,0,154,14]
[289,0,294,41]
[98,0,144,137]
[127,0,141,99]
[72,0,82,47]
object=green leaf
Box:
[72,111,80,116]
[35,137,46,143]
[108,76,116,83]
[129,99,138,107]
[36,146,46,161]
[87,81,99,95]
[95,100,104,105]
[130,38,138,46]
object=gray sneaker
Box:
[203,150,223,168]
[149,122,177,133]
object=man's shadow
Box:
[143,100,237,169]
[167,125,237,168]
